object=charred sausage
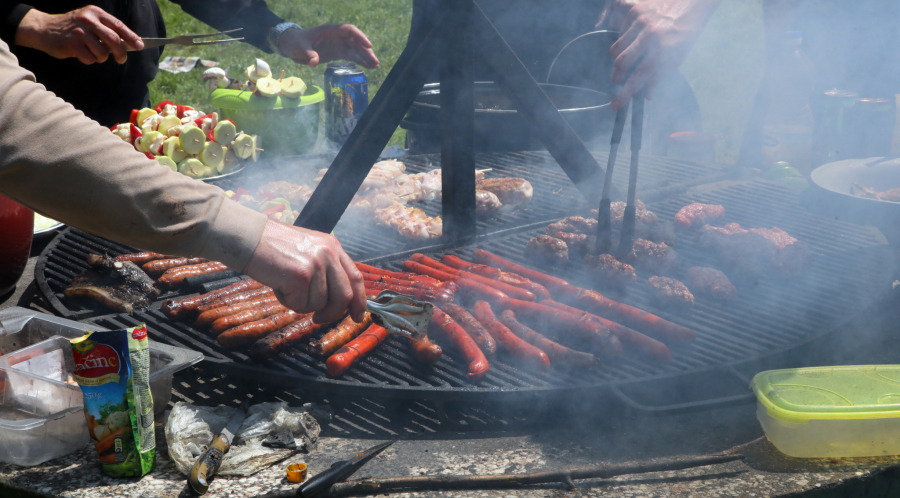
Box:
[361,273,457,291]
[355,263,449,288]
[217,311,301,348]
[541,300,671,361]
[142,257,208,276]
[443,255,551,300]
[114,252,169,265]
[497,298,622,355]
[158,261,229,287]
[248,315,323,360]
[500,310,600,368]
[440,303,497,355]
[210,302,289,336]
[161,279,264,318]
[326,324,389,376]
[473,301,550,369]
[195,295,281,327]
[195,288,277,314]
[364,281,454,304]
[309,313,373,356]
[429,308,489,379]
[409,336,443,364]
[411,254,536,301]
[403,261,508,303]
[441,255,502,278]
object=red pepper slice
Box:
[109,122,119,133]
[193,113,214,128]
[236,187,251,197]
[207,127,217,143]
[128,124,142,145]
[260,190,276,201]
[129,109,139,125]
[261,204,286,215]
[176,104,185,119]
[144,151,155,160]
[153,100,173,113]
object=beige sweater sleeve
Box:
[0,41,267,271]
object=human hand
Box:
[277,24,379,69]
[15,6,143,64]
[243,219,367,324]
[597,0,720,110]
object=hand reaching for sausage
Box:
[278,24,379,69]
[597,0,721,110]
[242,219,366,325]
[15,6,144,65]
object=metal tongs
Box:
[128,28,244,51]
[366,290,433,341]
[298,440,396,497]
[596,87,645,256]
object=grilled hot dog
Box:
[473,301,550,369]
[161,279,264,318]
[429,308,489,379]
[440,303,496,355]
[217,311,301,348]
[309,313,372,357]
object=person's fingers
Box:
[355,47,379,69]
[314,250,354,324]
[610,24,644,85]
[78,28,110,63]
[94,8,143,51]
[73,41,98,65]
[612,56,655,110]
[337,250,367,322]
[92,19,129,63]
[305,255,329,319]
[338,24,373,49]
[291,48,319,67]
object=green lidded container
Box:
[751,366,900,458]
[208,85,324,157]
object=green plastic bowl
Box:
[208,85,324,157]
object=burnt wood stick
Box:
[318,453,743,497]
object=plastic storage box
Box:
[0,308,203,466]
[751,365,900,458]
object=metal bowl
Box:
[401,82,613,153]
[804,156,900,243]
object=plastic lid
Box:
[208,85,323,111]
[751,366,900,424]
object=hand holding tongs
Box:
[127,28,244,51]
[596,86,645,257]
[366,290,433,341]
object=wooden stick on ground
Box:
[319,452,743,496]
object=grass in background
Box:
[151,0,411,147]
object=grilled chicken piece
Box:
[647,276,694,307]
[674,203,725,228]
[525,235,568,266]
[623,239,679,274]
[545,216,597,235]
[584,253,637,286]
[373,204,442,241]
[550,231,594,256]
[64,254,160,313]
[853,183,900,202]
[475,190,503,217]
[476,178,533,211]
[686,266,736,300]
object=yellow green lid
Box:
[751,366,900,424]
[208,85,323,111]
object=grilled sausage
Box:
[411,254,536,301]
[361,273,457,291]
[473,301,550,369]
[403,261,508,303]
[541,300,671,361]
[217,311,302,348]
[158,261,228,287]
[161,279,264,318]
[195,295,281,327]
[409,336,443,364]
[443,255,551,300]
[326,324,389,376]
[194,288,276,314]
[364,281,454,304]
[500,310,600,368]
[114,252,169,265]
[429,308,489,379]
[440,303,497,355]
[441,255,501,278]
[248,314,323,360]
[309,313,372,356]
[142,257,207,276]
[356,263,445,287]
[495,273,551,301]
[473,250,694,342]
[210,302,289,336]
[497,298,622,355]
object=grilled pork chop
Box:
[64,254,160,313]
[476,178,533,211]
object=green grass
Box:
[150,0,411,147]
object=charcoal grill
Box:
[36,175,891,412]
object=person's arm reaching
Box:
[598,0,722,110]
[0,41,364,322]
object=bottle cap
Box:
[287,463,308,483]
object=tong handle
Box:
[618,89,645,254]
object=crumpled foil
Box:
[165,401,328,477]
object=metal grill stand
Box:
[294,0,610,239]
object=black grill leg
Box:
[440,0,476,241]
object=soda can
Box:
[323,62,357,140]
[812,89,857,167]
[330,68,369,144]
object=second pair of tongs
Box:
[128,28,244,51]
[596,88,645,256]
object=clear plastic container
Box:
[751,366,900,458]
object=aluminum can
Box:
[323,62,357,140]
[849,97,896,158]
[811,89,857,167]
[329,68,369,144]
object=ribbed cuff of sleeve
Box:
[0,4,33,44]
[200,198,268,272]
